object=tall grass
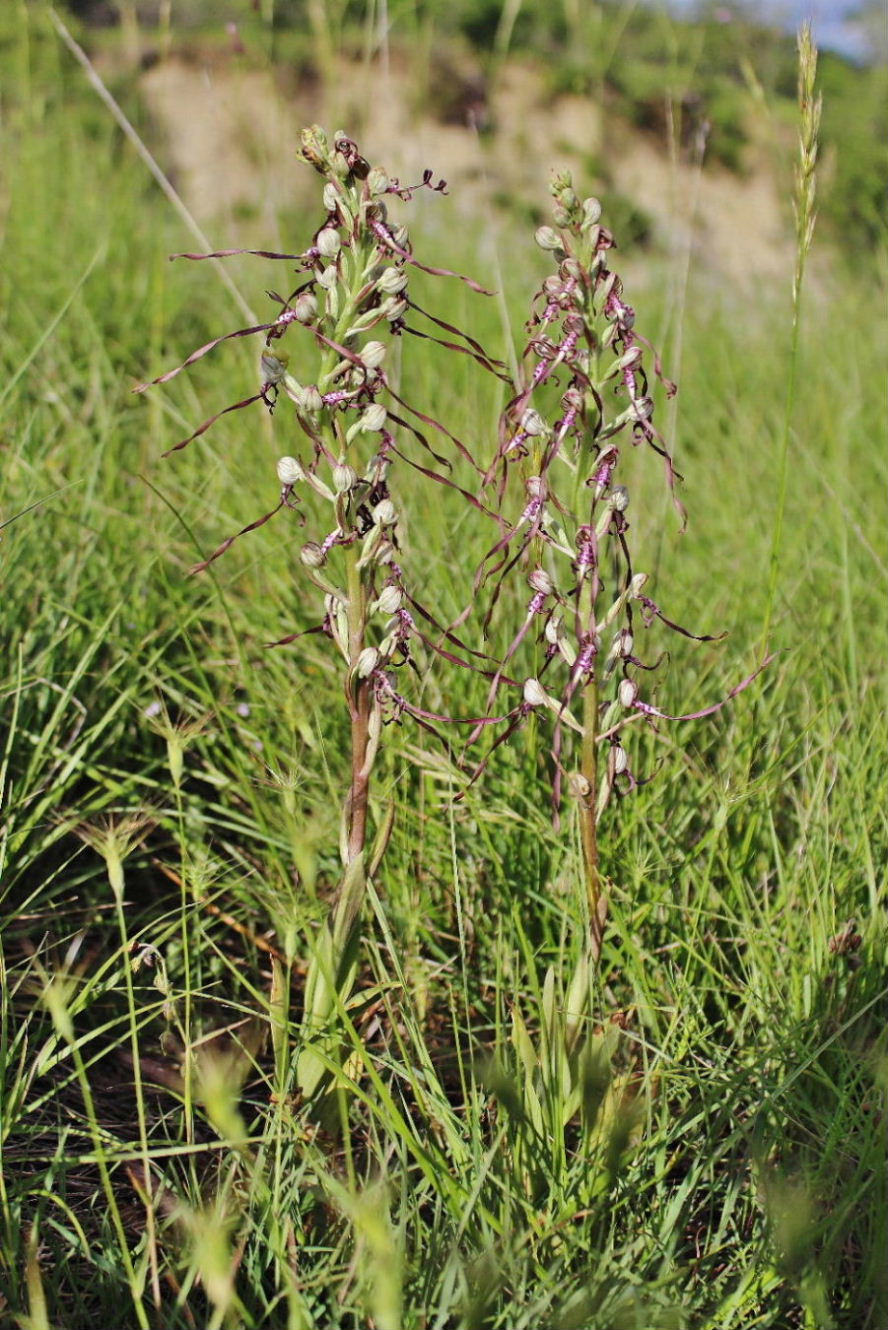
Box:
[1,4,885,1328]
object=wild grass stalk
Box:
[50,10,257,328]
[70,816,163,1312]
[761,21,821,656]
[40,970,152,1330]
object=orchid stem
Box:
[581,670,605,960]
[345,546,371,865]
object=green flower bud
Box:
[521,408,547,437]
[167,738,184,790]
[368,166,389,195]
[261,352,289,384]
[325,592,347,655]
[600,268,619,297]
[382,297,408,322]
[523,677,548,708]
[544,614,564,646]
[300,542,326,568]
[618,678,638,708]
[322,182,340,211]
[558,636,578,667]
[373,498,397,527]
[609,485,630,512]
[357,524,383,569]
[293,291,318,324]
[613,628,633,659]
[534,225,564,252]
[292,383,323,414]
[611,746,629,776]
[277,456,304,486]
[359,403,387,433]
[299,125,329,171]
[375,584,402,615]
[582,197,602,227]
[333,462,357,493]
[377,266,408,295]
[360,341,387,369]
[528,568,554,595]
[367,701,383,746]
[317,266,338,290]
[365,453,390,483]
[618,346,643,369]
[357,646,380,678]
[331,150,350,179]
[630,572,648,596]
[317,227,341,258]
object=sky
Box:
[667,0,880,58]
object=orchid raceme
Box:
[141,126,514,1112]
[470,173,768,950]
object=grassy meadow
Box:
[1,4,886,1328]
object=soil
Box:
[138,45,796,286]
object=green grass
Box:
[1,5,886,1329]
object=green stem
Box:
[345,545,371,864]
[761,23,819,659]
[761,288,803,658]
[48,1007,150,1328]
[296,532,373,1114]
[580,671,605,960]
[172,779,194,1144]
[114,892,161,1309]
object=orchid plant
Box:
[469,174,764,956]
[140,126,765,1115]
